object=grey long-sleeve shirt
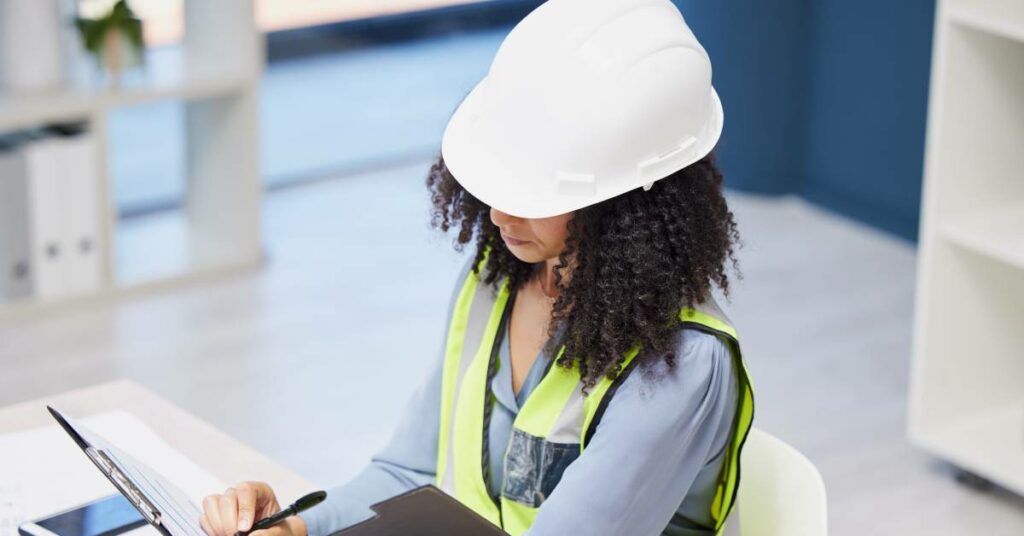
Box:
[300,259,739,536]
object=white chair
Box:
[733,428,828,536]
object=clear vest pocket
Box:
[502,428,581,508]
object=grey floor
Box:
[2,161,1023,535]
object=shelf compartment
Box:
[941,203,1024,271]
[909,241,1024,494]
[116,209,191,288]
[914,403,1024,492]
[115,208,263,291]
[925,21,1024,223]
[946,0,1024,43]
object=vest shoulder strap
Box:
[582,295,741,447]
[680,295,739,340]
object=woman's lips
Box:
[501,232,529,246]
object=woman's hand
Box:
[199,482,307,536]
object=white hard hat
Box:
[441,0,723,219]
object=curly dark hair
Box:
[426,151,742,388]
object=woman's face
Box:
[490,208,573,264]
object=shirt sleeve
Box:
[524,329,740,536]
[299,255,475,536]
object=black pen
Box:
[235,491,327,536]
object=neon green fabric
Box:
[436,252,754,535]
[435,265,478,493]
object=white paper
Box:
[0,411,225,536]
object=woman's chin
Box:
[504,244,542,263]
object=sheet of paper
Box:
[0,411,225,536]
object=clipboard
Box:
[49,406,505,536]
[47,406,208,536]
[332,485,508,536]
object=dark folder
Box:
[332,486,508,536]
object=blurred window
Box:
[82,0,504,216]
[78,0,492,46]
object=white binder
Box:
[23,135,68,301]
[0,142,33,301]
[61,131,103,297]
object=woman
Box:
[199,1,754,535]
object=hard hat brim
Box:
[440,78,724,219]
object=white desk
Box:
[0,380,312,533]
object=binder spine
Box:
[61,130,102,297]
[0,143,33,301]
[24,135,67,301]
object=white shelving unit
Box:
[0,0,264,317]
[908,0,1024,494]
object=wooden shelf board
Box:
[940,204,1024,271]
[106,73,253,108]
[0,94,92,132]
[947,3,1024,44]
[116,254,265,298]
[0,256,263,322]
[0,76,251,132]
[0,47,254,132]
[914,402,1024,493]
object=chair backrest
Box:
[734,428,828,536]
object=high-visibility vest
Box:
[435,252,755,535]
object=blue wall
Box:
[676,0,936,241]
[675,0,813,195]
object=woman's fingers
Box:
[201,495,225,536]
[218,488,239,536]
[199,514,213,536]
[235,484,257,532]
[198,482,280,536]
[242,482,280,525]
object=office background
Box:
[104,0,936,241]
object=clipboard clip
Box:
[85,446,163,526]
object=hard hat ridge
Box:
[441,0,723,218]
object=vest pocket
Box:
[502,428,581,508]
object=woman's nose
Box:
[490,207,520,227]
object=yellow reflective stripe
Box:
[435,267,480,488]
[513,346,579,437]
[499,497,536,536]
[580,343,641,445]
[451,277,510,526]
[680,307,739,339]
[713,350,754,533]
[681,301,752,531]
